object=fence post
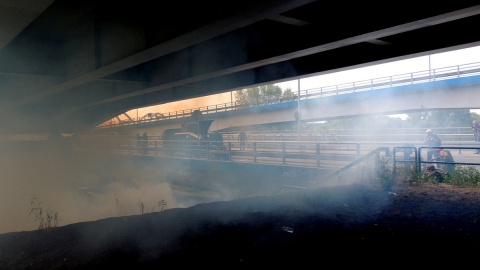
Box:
[316,143,320,167]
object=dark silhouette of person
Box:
[210,131,225,150]
[426,164,446,183]
[142,132,148,154]
[473,120,480,154]
[424,129,441,161]
[435,149,456,172]
[238,130,247,150]
[136,132,141,154]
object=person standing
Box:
[141,131,148,155]
[238,130,247,150]
[472,120,480,154]
[424,129,441,161]
[136,132,141,154]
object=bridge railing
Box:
[75,130,480,173]
[97,61,480,128]
[76,135,382,169]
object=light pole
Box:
[297,79,301,138]
[429,54,431,81]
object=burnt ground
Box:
[1,182,480,269]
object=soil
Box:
[1,182,480,269]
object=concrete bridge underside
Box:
[1,1,480,134]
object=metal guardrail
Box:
[98,61,480,128]
[393,145,480,176]
[75,135,480,185]
[77,133,480,162]
[76,136,376,169]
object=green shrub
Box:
[443,165,480,187]
[404,165,480,187]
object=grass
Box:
[29,196,59,230]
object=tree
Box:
[471,111,480,123]
[235,84,283,105]
[405,109,472,128]
[259,84,282,99]
[281,87,296,101]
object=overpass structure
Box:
[95,62,480,137]
[0,1,480,135]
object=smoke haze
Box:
[127,92,233,120]
[0,142,229,234]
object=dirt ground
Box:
[1,182,480,269]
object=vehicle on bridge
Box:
[161,119,227,158]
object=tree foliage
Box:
[235,84,294,105]
[403,109,472,128]
[291,109,478,134]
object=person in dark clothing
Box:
[142,132,148,154]
[238,131,247,150]
[424,129,441,161]
[136,132,141,154]
[432,149,456,172]
[426,164,446,183]
[210,131,225,150]
[473,120,480,154]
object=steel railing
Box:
[98,61,480,128]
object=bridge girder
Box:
[0,1,479,134]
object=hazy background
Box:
[1,46,479,235]
[0,144,221,234]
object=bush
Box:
[404,165,480,187]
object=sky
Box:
[276,45,480,91]
[128,45,480,120]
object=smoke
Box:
[0,140,231,234]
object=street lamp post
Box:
[297,79,301,138]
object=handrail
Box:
[322,147,390,181]
[98,61,480,128]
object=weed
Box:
[158,200,167,211]
[139,201,145,214]
[29,196,59,230]
[114,193,125,216]
[374,152,394,190]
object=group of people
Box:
[423,128,456,182]
[421,120,480,181]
